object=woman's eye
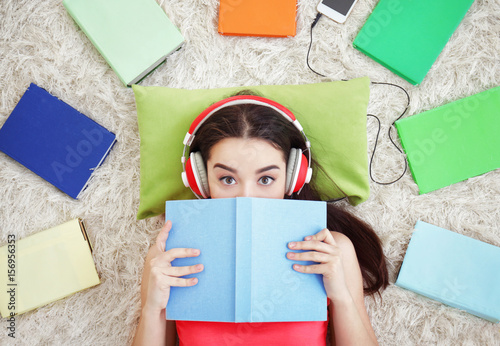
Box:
[221,176,236,185]
[259,176,274,185]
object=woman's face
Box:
[206,137,287,199]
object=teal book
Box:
[395,86,500,194]
[353,0,474,85]
[396,221,500,323]
[63,0,184,87]
[164,198,327,322]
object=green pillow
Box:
[133,77,371,220]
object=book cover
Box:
[395,86,500,194]
[395,221,500,323]
[165,197,327,322]
[353,0,474,85]
[0,219,101,317]
[63,0,184,87]
[0,83,116,199]
[218,0,297,37]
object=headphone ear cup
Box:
[295,152,311,193]
[183,152,210,198]
[183,155,202,197]
[286,148,300,195]
[286,148,311,195]
[190,152,210,198]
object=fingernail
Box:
[191,278,198,285]
[196,264,203,271]
[192,249,200,255]
[288,252,295,259]
[305,236,312,241]
[289,242,296,248]
[294,264,301,271]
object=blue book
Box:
[396,221,500,323]
[0,84,116,199]
[165,197,327,322]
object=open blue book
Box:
[165,197,327,322]
[396,221,500,323]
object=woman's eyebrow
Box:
[256,165,280,174]
[213,163,237,173]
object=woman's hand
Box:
[288,229,379,345]
[141,220,204,314]
[287,228,351,303]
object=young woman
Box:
[133,93,388,346]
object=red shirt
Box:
[176,320,328,346]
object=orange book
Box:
[218,0,297,37]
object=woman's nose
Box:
[240,183,254,197]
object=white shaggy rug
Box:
[1,0,499,345]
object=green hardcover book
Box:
[353,0,474,85]
[395,86,500,194]
[63,0,184,87]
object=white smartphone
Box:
[317,0,359,24]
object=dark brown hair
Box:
[189,92,388,295]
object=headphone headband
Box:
[183,95,303,146]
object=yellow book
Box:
[0,219,100,317]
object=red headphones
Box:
[181,95,312,198]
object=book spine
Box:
[76,136,116,199]
[234,198,252,322]
[394,120,420,191]
[353,43,418,85]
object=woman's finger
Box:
[148,247,201,270]
[288,239,336,254]
[166,276,199,287]
[306,228,336,246]
[150,267,199,288]
[164,264,204,278]
[162,247,201,262]
[287,250,333,263]
[292,261,341,276]
[155,220,172,252]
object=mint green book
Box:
[395,86,500,194]
[63,0,184,87]
[353,0,474,85]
